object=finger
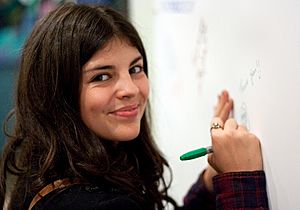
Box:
[214,91,229,117]
[224,118,238,130]
[218,99,233,122]
[207,154,215,169]
[214,91,228,116]
[210,117,224,134]
[207,154,220,173]
[211,117,224,128]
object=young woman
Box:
[0,3,269,210]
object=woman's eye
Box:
[129,66,143,74]
[92,74,110,82]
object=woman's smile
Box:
[110,104,140,118]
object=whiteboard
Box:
[151,0,300,209]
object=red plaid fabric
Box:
[181,170,269,210]
[213,171,269,210]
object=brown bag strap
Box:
[28,178,73,210]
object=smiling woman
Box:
[0,3,166,209]
[80,38,149,141]
[0,3,268,210]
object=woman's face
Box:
[80,38,149,141]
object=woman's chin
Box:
[98,128,141,142]
[114,131,140,141]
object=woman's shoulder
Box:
[33,183,143,210]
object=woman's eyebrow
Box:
[84,56,143,73]
[84,65,114,73]
[130,56,143,66]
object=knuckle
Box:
[248,133,258,141]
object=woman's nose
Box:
[115,74,139,99]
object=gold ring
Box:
[210,122,223,132]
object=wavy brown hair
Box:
[0,3,176,209]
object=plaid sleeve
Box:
[213,170,269,210]
[181,170,216,210]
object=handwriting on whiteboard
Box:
[239,60,262,93]
[193,18,207,91]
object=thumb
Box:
[207,154,220,173]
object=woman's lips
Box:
[110,105,139,118]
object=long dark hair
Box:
[0,3,176,209]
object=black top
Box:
[28,171,268,210]
[7,170,270,210]
[30,171,214,210]
[32,184,144,210]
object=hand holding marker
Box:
[180,91,232,161]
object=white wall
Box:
[150,0,300,209]
[131,0,300,209]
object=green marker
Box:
[180,146,213,161]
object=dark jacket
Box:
[31,171,268,210]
